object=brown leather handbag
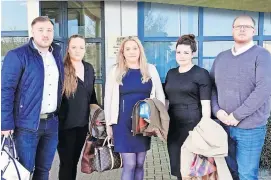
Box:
[81,135,96,174]
[91,137,123,172]
[81,104,106,174]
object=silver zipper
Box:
[123,100,124,112]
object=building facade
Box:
[2,1,271,104]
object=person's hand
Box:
[216,109,230,125]
[106,125,113,139]
[1,130,14,137]
[227,113,239,126]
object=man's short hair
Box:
[232,15,256,27]
[31,16,54,27]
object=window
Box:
[202,41,234,71]
[68,1,101,38]
[139,2,271,79]
[144,42,176,82]
[203,41,234,57]
[41,1,105,105]
[203,8,259,36]
[41,2,62,37]
[144,3,198,37]
[94,84,103,105]
[85,43,102,79]
[1,1,28,64]
[144,41,199,81]
[264,13,271,35]
[1,1,28,32]
[1,37,29,58]
[202,41,258,71]
[264,41,271,53]
[140,3,198,82]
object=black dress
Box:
[164,65,212,177]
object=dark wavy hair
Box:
[176,34,197,53]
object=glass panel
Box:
[203,8,259,36]
[192,58,198,65]
[144,41,199,82]
[264,13,271,35]
[144,42,176,82]
[94,84,103,106]
[203,41,258,71]
[41,2,62,37]
[180,6,199,36]
[1,37,29,58]
[68,1,101,8]
[202,59,215,71]
[1,1,28,31]
[203,41,258,57]
[40,1,60,9]
[85,43,102,79]
[1,37,29,66]
[53,41,65,59]
[68,1,101,38]
[264,41,271,53]
[144,3,198,37]
[144,3,180,37]
[203,41,234,57]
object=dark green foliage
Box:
[260,117,271,169]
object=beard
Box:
[35,39,53,49]
[233,36,252,44]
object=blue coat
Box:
[1,38,64,131]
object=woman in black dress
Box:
[57,34,98,180]
[164,34,212,180]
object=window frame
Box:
[138,2,271,70]
[1,1,29,64]
[40,1,105,105]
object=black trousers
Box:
[57,125,88,180]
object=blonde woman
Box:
[104,36,165,180]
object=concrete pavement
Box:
[49,137,271,180]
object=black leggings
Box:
[57,125,88,180]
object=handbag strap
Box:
[119,153,123,168]
[1,136,7,150]
[1,135,17,158]
[102,136,113,147]
[2,138,22,180]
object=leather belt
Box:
[40,112,57,120]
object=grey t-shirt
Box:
[210,45,271,129]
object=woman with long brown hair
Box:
[104,36,165,180]
[57,34,98,180]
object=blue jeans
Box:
[14,117,58,180]
[226,125,266,180]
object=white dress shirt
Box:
[33,41,59,114]
[231,41,254,56]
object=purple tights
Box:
[120,152,147,180]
